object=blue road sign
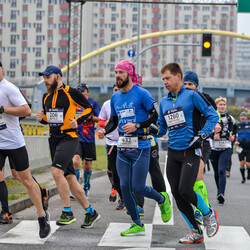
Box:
[128,49,136,57]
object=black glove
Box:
[189,136,202,149]
[148,123,159,135]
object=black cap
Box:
[0,60,2,67]
[77,83,89,91]
[38,65,62,77]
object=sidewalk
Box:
[9,167,106,214]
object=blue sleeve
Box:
[110,95,117,116]
[157,101,168,137]
[93,100,101,117]
[193,92,219,136]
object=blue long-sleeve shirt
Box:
[158,85,219,150]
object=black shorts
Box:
[201,140,211,164]
[76,141,96,161]
[0,146,29,172]
[49,136,79,176]
[238,149,250,162]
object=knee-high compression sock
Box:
[0,181,9,213]
[240,167,246,180]
[75,169,80,182]
[84,170,92,189]
[247,168,250,179]
[193,180,210,212]
[107,171,114,187]
[32,176,44,199]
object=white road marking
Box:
[98,223,152,248]
[204,226,250,250]
[153,154,174,225]
[0,220,59,244]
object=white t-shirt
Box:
[98,99,119,146]
[0,79,27,149]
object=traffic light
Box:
[202,33,212,57]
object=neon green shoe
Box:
[121,223,145,236]
[158,192,172,223]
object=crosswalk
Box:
[1,205,250,249]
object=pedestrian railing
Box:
[21,123,49,136]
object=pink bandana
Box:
[115,60,138,84]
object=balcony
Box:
[59,52,67,59]
[152,17,159,23]
[151,58,158,64]
[151,68,158,74]
[59,40,68,47]
[152,7,159,13]
[59,27,68,34]
[152,47,158,54]
[152,38,158,44]
[60,3,68,10]
[60,15,68,22]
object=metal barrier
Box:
[21,123,49,136]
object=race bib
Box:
[47,108,64,127]
[117,135,138,148]
[214,139,231,149]
[236,146,243,154]
[119,109,135,119]
[164,107,186,131]
[0,114,7,130]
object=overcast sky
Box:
[237,13,250,35]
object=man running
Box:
[73,83,101,199]
[37,66,100,228]
[98,60,171,236]
[0,60,50,238]
[150,63,219,244]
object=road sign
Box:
[128,49,136,57]
[238,0,250,13]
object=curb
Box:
[9,170,107,214]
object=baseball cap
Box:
[77,83,89,91]
[183,71,199,87]
[38,65,62,77]
[240,111,248,118]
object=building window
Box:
[7,71,16,78]
[11,10,19,20]
[36,11,44,20]
[37,0,42,8]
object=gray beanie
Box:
[240,111,248,118]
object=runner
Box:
[183,71,218,225]
[73,83,101,199]
[37,65,101,228]
[150,63,219,243]
[210,97,236,204]
[0,60,50,238]
[98,60,171,236]
[98,83,125,209]
[235,111,250,183]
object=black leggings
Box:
[135,143,166,207]
[167,147,200,230]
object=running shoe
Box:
[179,229,204,244]
[109,188,117,202]
[0,211,13,224]
[38,211,51,238]
[158,192,172,223]
[121,223,145,236]
[203,208,219,237]
[56,211,76,225]
[42,188,50,211]
[81,210,101,228]
[116,198,125,210]
[126,206,145,216]
[241,178,246,184]
[217,194,225,204]
[194,210,203,225]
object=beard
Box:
[116,74,130,89]
[47,77,58,94]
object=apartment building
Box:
[83,2,237,84]
[0,0,237,86]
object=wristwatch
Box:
[135,123,141,129]
[200,133,207,140]
[0,106,4,114]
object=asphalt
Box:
[9,167,107,215]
